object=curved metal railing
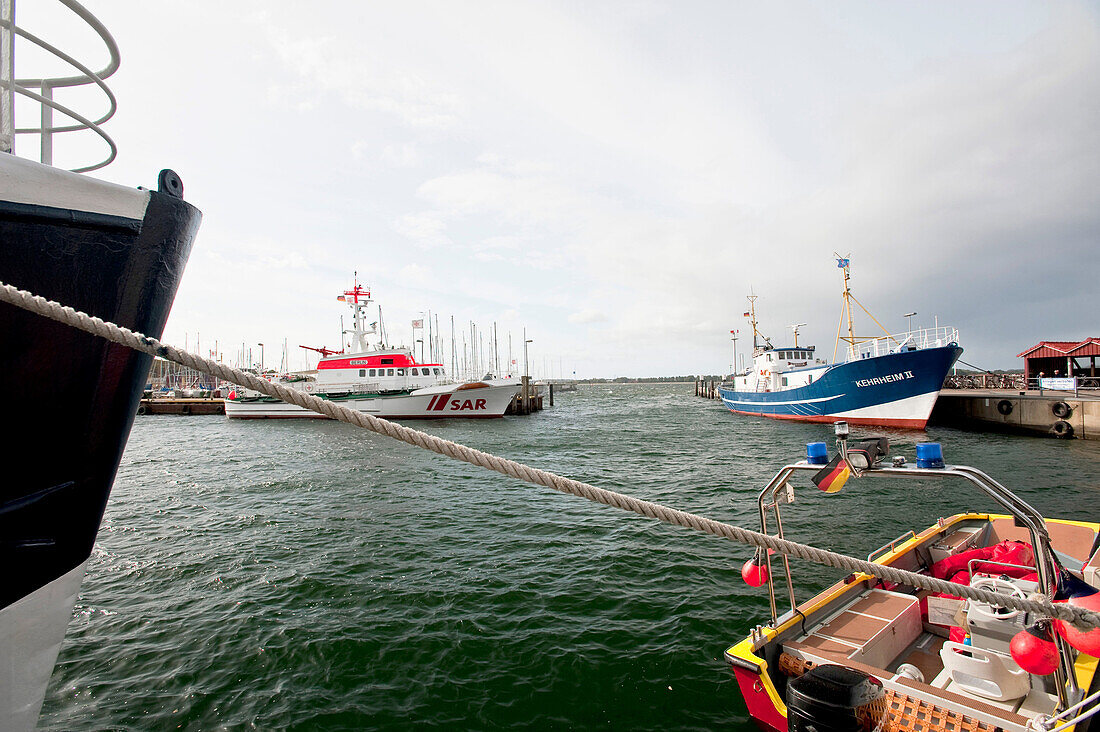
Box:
[0,0,119,172]
[845,325,960,362]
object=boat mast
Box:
[746,293,772,353]
[341,272,378,353]
[837,255,856,356]
[747,294,760,350]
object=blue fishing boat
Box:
[718,258,962,429]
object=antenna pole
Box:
[789,323,806,348]
[730,329,738,376]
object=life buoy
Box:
[181,405,192,415]
[1052,401,1072,419]
[137,404,148,415]
[1050,420,1074,438]
[996,399,1013,416]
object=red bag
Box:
[931,540,1035,581]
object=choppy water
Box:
[39,383,1100,730]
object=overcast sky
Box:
[24,1,1100,377]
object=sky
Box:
[20,1,1100,378]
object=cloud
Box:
[568,309,608,324]
[86,1,1100,377]
[392,212,454,249]
[398,263,431,286]
[261,26,463,130]
[416,169,587,229]
[380,143,424,168]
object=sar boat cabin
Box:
[311,351,448,396]
[290,278,453,397]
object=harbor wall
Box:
[930,391,1099,440]
[138,398,225,415]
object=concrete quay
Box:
[138,398,225,415]
[930,389,1100,440]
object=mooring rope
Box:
[2,279,1098,631]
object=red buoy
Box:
[1010,622,1059,675]
[741,551,769,587]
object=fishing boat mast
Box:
[746,293,770,353]
[747,294,759,350]
[831,255,896,361]
[838,255,857,352]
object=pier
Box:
[695,379,722,399]
[929,389,1100,440]
[507,377,545,415]
[138,398,225,415]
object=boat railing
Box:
[0,0,119,172]
[845,325,959,362]
[754,431,1081,707]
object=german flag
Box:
[813,454,851,493]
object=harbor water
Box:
[40,383,1100,730]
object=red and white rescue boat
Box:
[225,278,520,419]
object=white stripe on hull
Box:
[0,562,87,732]
[721,394,840,407]
[831,390,941,422]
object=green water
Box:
[39,383,1100,730]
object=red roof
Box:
[1017,338,1100,359]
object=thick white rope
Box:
[2,279,1099,631]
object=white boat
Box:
[225,278,520,419]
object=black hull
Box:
[0,177,201,612]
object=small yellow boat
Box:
[728,425,1100,732]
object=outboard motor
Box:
[787,665,886,731]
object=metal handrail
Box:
[966,558,1036,580]
[0,0,119,172]
[867,530,917,562]
[845,325,960,362]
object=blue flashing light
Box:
[916,442,945,469]
[806,442,829,465]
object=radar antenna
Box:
[788,323,807,348]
